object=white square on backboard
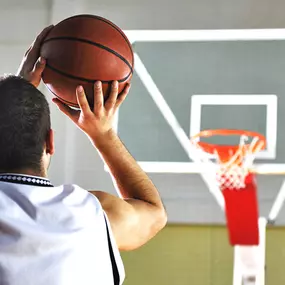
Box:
[190,95,278,159]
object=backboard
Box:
[113,29,285,224]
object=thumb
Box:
[32,57,46,77]
[52,98,79,122]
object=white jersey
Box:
[0,173,125,285]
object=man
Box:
[0,26,167,285]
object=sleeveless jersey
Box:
[0,173,125,285]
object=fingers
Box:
[115,83,131,109]
[76,86,92,114]
[52,98,79,121]
[72,81,129,117]
[34,25,54,46]
[25,25,54,71]
[105,81,119,111]
[32,57,46,77]
[93,81,104,115]
[24,46,32,57]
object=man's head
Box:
[0,75,54,177]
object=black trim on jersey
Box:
[0,174,53,187]
[104,215,120,285]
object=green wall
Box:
[121,225,285,285]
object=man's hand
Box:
[52,81,130,143]
[17,25,53,87]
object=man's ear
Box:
[46,129,55,155]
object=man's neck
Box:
[0,168,47,178]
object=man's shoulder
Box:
[54,183,102,208]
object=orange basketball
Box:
[40,14,134,108]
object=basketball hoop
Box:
[191,129,266,190]
[191,129,266,246]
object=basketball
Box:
[40,15,134,108]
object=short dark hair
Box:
[0,75,50,173]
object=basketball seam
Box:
[51,14,134,66]
[47,85,79,107]
[43,37,133,72]
[45,63,132,84]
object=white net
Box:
[191,135,265,190]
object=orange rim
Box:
[191,129,266,162]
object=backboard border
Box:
[108,29,285,220]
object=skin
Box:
[15,26,167,251]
